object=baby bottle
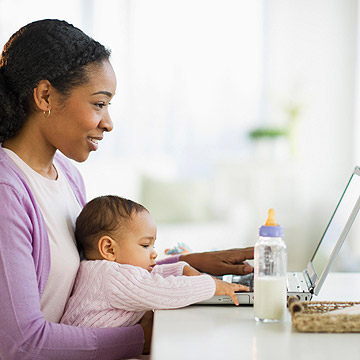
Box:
[254,209,287,322]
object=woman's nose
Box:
[99,113,113,133]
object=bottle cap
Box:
[259,208,284,237]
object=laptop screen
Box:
[311,169,360,278]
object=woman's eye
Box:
[95,102,106,109]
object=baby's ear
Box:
[98,236,117,261]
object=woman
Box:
[0,19,253,359]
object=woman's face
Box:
[46,60,117,162]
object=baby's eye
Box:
[141,244,149,248]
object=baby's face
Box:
[113,211,158,272]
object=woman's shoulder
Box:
[0,146,29,194]
[0,148,41,232]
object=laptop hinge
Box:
[302,270,314,293]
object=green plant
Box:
[248,127,288,140]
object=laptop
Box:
[198,166,360,305]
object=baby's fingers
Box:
[233,284,250,292]
[228,290,239,306]
[228,284,249,306]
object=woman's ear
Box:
[98,236,117,261]
[33,80,53,112]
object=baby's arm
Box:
[106,263,215,311]
[152,262,203,277]
[151,261,188,277]
[181,264,250,305]
[182,264,202,276]
[151,263,249,305]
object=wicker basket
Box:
[288,296,360,333]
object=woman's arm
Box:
[156,246,254,276]
[156,254,181,265]
[0,182,144,359]
[179,248,254,275]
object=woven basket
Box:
[288,297,360,333]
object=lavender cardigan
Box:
[0,146,179,359]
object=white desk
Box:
[151,273,360,360]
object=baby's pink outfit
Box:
[61,260,215,327]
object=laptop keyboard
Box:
[222,272,309,293]
[231,273,254,291]
[286,272,309,292]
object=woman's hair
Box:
[75,195,148,255]
[0,19,111,142]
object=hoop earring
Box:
[43,109,51,118]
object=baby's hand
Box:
[183,264,202,276]
[214,279,249,306]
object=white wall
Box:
[1,0,359,271]
[259,0,358,270]
[81,0,359,271]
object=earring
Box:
[43,109,51,118]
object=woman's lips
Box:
[87,136,102,151]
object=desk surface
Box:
[151,272,360,360]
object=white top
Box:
[4,149,81,322]
[61,260,216,328]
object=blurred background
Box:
[1,0,360,271]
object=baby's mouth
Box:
[148,264,156,272]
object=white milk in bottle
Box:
[254,209,287,322]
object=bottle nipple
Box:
[264,208,278,226]
[259,208,283,237]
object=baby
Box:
[61,195,248,328]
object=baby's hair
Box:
[75,195,148,256]
[0,19,110,142]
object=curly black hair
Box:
[0,19,111,142]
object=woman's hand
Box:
[179,247,254,276]
[214,278,249,306]
[139,310,154,355]
[182,264,202,276]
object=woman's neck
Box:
[3,124,58,180]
